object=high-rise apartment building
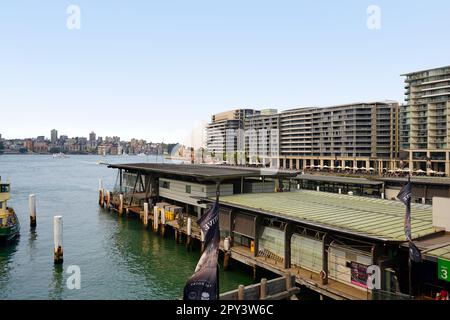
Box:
[280,102,400,171]
[206,109,259,161]
[223,101,400,171]
[50,129,58,144]
[401,66,450,175]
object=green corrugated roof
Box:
[426,245,450,260]
[219,190,438,242]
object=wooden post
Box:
[118,194,124,215]
[53,216,63,264]
[143,203,149,227]
[285,272,292,290]
[29,194,37,228]
[224,237,231,271]
[321,235,330,285]
[106,191,111,210]
[200,230,205,253]
[238,285,245,300]
[260,278,267,300]
[153,206,159,233]
[186,217,192,251]
[160,207,166,237]
[284,223,294,269]
[98,179,103,206]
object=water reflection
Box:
[49,264,64,300]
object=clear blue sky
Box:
[1,0,449,142]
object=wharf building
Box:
[401,66,450,176]
[105,163,450,300]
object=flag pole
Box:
[216,181,221,300]
[407,173,412,297]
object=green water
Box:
[0,155,253,299]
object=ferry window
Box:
[162,181,170,189]
[186,185,191,194]
[0,185,10,193]
[0,202,2,209]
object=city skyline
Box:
[2,1,450,142]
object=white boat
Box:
[53,152,69,159]
[137,153,147,157]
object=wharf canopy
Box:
[107,163,296,217]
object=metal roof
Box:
[108,163,296,181]
[380,177,450,186]
[294,174,383,186]
[218,190,438,242]
[426,245,450,261]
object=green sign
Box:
[438,258,450,282]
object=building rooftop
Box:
[294,174,383,186]
[379,176,450,186]
[218,190,439,242]
[108,163,296,181]
[401,65,450,76]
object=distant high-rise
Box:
[401,65,450,175]
[50,129,58,144]
[89,131,96,142]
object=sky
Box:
[1,0,450,143]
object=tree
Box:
[0,142,4,150]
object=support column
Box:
[322,234,331,285]
[254,215,263,258]
[284,223,294,269]
[366,160,370,171]
[409,151,414,172]
[446,152,450,177]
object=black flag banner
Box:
[397,181,422,263]
[183,201,220,301]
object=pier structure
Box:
[102,163,450,300]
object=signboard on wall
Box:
[438,258,450,282]
[350,262,369,288]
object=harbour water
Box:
[0,155,253,300]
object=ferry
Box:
[0,179,20,241]
[53,152,69,159]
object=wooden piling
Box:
[224,237,231,271]
[238,285,245,300]
[98,179,103,206]
[200,230,205,253]
[186,217,192,251]
[160,207,166,237]
[29,194,37,228]
[53,216,63,264]
[118,194,124,215]
[285,272,292,290]
[143,203,149,227]
[106,191,111,210]
[153,206,159,233]
[260,278,267,300]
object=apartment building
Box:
[206,109,259,162]
[279,102,400,171]
[401,66,450,176]
[243,109,280,166]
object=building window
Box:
[186,185,191,194]
[162,181,170,189]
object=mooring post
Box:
[260,278,268,300]
[160,207,166,237]
[238,285,245,300]
[99,179,104,207]
[29,194,37,228]
[53,216,63,264]
[186,217,192,251]
[200,230,205,253]
[143,203,149,227]
[153,206,159,233]
[285,272,292,290]
[106,191,111,211]
[118,194,124,215]
[223,237,231,271]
